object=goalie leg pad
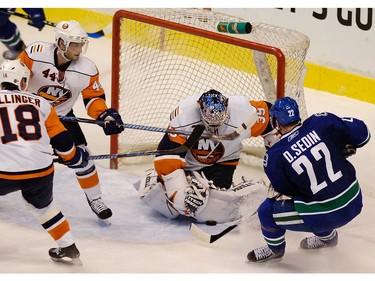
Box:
[162,169,210,217]
[142,182,180,219]
[138,169,160,198]
[162,169,190,214]
[194,178,268,223]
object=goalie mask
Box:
[0,59,30,91]
[198,89,229,133]
[55,20,88,55]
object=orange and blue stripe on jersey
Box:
[0,164,54,180]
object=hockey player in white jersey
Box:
[0,59,90,265]
[17,20,125,221]
[137,89,279,223]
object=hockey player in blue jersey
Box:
[0,8,45,59]
[247,96,371,263]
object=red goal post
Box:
[110,9,310,169]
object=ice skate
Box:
[86,195,112,224]
[247,245,284,263]
[49,243,82,266]
[300,230,338,249]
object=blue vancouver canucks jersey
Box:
[263,112,370,230]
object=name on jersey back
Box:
[0,93,41,107]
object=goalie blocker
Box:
[135,169,268,224]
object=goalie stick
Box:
[54,124,205,162]
[0,9,111,39]
[58,113,256,141]
[189,220,241,244]
[189,210,258,243]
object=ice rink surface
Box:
[0,16,374,278]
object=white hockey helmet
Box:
[55,20,88,53]
[0,59,30,91]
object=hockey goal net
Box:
[110,8,310,169]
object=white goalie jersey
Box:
[154,93,274,178]
[159,94,254,170]
[180,94,254,170]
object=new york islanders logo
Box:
[191,138,225,164]
[37,85,72,107]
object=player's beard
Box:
[65,50,80,61]
[69,54,80,61]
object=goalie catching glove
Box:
[97,108,125,135]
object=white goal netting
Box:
[111,8,310,168]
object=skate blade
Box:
[51,256,83,266]
[245,257,283,264]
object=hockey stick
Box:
[189,220,240,244]
[53,124,204,162]
[189,210,258,243]
[0,9,111,39]
[88,124,204,160]
[58,113,256,141]
[84,23,112,38]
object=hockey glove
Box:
[343,144,357,158]
[64,147,89,169]
[97,108,125,135]
[185,188,207,215]
[24,8,46,31]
